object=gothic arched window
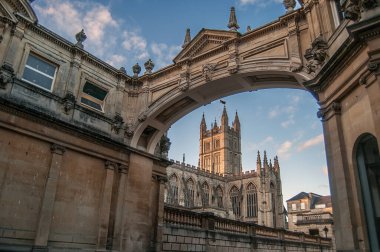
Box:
[202,182,209,207]
[247,183,258,217]
[216,186,223,208]
[270,182,276,227]
[230,186,241,217]
[168,174,178,205]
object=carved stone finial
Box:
[343,0,377,21]
[75,29,87,49]
[246,26,252,32]
[283,0,296,12]
[304,35,328,74]
[132,63,141,78]
[144,59,155,74]
[182,28,191,48]
[227,7,239,31]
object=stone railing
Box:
[163,205,332,247]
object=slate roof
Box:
[286,192,309,201]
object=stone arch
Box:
[353,133,380,251]
[215,185,224,208]
[131,69,314,154]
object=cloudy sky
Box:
[31,0,330,204]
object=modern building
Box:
[165,108,286,228]
[287,192,334,240]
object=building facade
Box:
[287,192,334,240]
[165,109,285,228]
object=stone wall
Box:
[162,206,332,252]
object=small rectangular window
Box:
[22,54,57,91]
[292,215,297,223]
[292,203,297,211]
[80,82,108,112]
[301,202,306,210]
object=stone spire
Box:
[227,7,240,31]
[233,110,240,132]
[263,150,269,176]
[182,28,191,48]
[200,113,207,135]
[221,105,229,129]
[256,151,262,176]
[213,118,218,129]
[274,155,280,175]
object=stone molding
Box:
[105,160,117,170]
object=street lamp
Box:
[323,226,329,238]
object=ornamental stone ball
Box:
[75,29,87,49]
[144,59,154,74]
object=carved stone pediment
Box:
[173,29,239,63]
[0,0,38,23]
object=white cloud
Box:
[268,95,300,128]
[297,134,324,152]
[107,54,126,68]
[277,140,293,159]
[247,136,274,151]
[238,0,283,5]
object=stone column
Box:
[3,24,24,70]
[96,161,117,251]
[112,164,129,251]
[154,174,167,252]
[33,144,65,251]
[320,102,357,250]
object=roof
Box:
[312,195,332,208]
[286,192,309,201]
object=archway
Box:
[355,134,380,251]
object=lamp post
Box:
[323,226,329,238]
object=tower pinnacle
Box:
[227,7,240,31]
[256,151,262,176]
[233,110,240,132]
[221,105,228,129]
[182,28,191,48]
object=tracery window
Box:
[230,186,241,217]
[202,182,209,207]
[246,183,258,217]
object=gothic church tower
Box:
[199,106,242,175]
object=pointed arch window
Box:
[247,183,258,217]
[216,186,223,208]
[230,186,241,217]
[202,182,209,207]
[270,182,276,227]
[167,174,179,205]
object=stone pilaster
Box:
[3,24,24,70]
[33,144,66,251]
[112,164,129,251]
[96,161,117,251]
[320,101,357,250]
[153,174,167,252]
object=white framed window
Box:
[80,82,108,112]
[301,202,306,210]
[292,203,297,211]
[22,54,57,91]
[292,215,297,223]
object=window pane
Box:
[81,97,102,111]
[83,83,107,101]
[22,67,53,90]
[27,54,56,77]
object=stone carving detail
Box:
[119,67,126,74]
[283,0,296,12]
[290,61,303,72]
[125,123,135,138]
[158,134,171,158]
[112,113,124,134]
[178,71,190,92]
[138,111,148,122]
[368,62,378,72]
[51,144,66,155]
[0,63,14,89]
[105,160,117,170]
[202,63,216,82]
[228,47,239,74]
[75,29,87,49]
[343,0,377,21]
[304,36,328,74]
[132,63,141,78]
[62,92,76,113]
[144,59,154,74]
[119,164,129,174]
[332,102,341,114]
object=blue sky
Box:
[31,0,330,203]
